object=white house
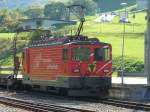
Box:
[20,18,76,30]
[136,0,148,10]
[94,13,115,23]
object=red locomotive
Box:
[21,5,112,96]
[0,5,112,97]
[21,36,112,96]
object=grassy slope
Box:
[0,32,28,67]
[0,33,15,39]
[82,12,146,61]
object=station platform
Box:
[109,77,150,101]
[112,77,147,85]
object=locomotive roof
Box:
[28,35,110,48]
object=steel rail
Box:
[101,98,150,111]
[0,97,95,112]
[1,88,150,111]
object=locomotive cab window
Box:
[72,48,90,61]
[94,48,110,61]
[104,48,110,61]
[63,49,68,61]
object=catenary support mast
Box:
[145,0,150,85]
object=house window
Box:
[25,25,31,30]
[36,20,42,28]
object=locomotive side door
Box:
[22,48,30,74]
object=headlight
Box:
[73,68,80,73]
[104,69,109,73]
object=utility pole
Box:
[120,2,127,85]
[145,0,150,85]
[13,32,20,78]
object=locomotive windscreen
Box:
[94,48,110,61]
[72,48,90,61]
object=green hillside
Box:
[95,0,136,12]
[82,12,146,61]
[82,11,146,72]
[0,11,146,73]
[0,0,136,12]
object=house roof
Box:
[19,18,76,24]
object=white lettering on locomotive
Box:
[47,64,59,70]
[32,53,53,68]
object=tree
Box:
[24,8,43,18]
[28,29,52,44]
[0,9,25,32]
[68,0,97,15]
[44,2,66,19]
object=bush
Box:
[0,27,9,33]
[113,56,144,72]
[28,29,52,44]
[44,2,66,19]
[68,0,97,15]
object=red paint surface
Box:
[22,44,112,81]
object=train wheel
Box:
[23,84,32,91]
[98,88,109,99]
[59,88,68,96]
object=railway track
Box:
[101,98,150,111]
[0,97,95,112]
[76,97,150,111]
[0,89,150,111]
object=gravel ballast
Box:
[0,104,31,112]
[0,90,146,112]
